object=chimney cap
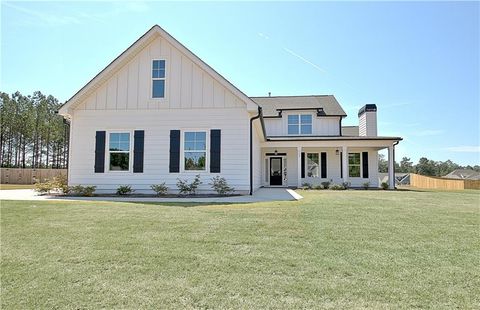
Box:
[358,104,377,117]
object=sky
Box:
[1,1,479,165]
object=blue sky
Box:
[1,1,479,165]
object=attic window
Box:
[152,60,166,98]
[288,114,312,135]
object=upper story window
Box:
[288,114,312,135]
[184,131,207,171]
[109,132,130,171]
[152,60,166,98]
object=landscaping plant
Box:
[116,185,134,196]
[176,174,202,195]
[151,183,168,196]
[209,176,234,195]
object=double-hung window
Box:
[109,133,130,171]
[184,131,206,171]
[348,153,361,177]
[288,114,312,135]
[152,60,166,98]
[306,153,319,177]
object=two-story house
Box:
[58,25,402,195]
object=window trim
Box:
[106,130,133,173]
[151,59,167,100]
[181,129,209,173]
[286,113,313,135]
[306,152,320,178]
[348,152,361,178]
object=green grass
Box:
[1,190,479,309]
[0,184,35,190]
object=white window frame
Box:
[151,59,166,99]
[348,152,361,178]
[306,153,320,178]
[181,129,209,173]
[286,113,313,135]
[106,130,133,173]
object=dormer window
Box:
[152,60,166,98]
[288,114,312,135]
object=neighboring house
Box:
[58,25,402,194]
[443,169,480,180]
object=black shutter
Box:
[301,152,305,178]
[210,129,221,173]
[133,130,144,173]
[362,152,369,178]
[94,131,106,173]
[169,130,180,173]
[340,152,343,178]
[321,152,327,178]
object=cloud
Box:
[283,47,327,73]
[412,129,445,137]
[258,32,270,40]
[445,146,480,153]
[3,2,81,26]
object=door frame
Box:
[264,153,287,187]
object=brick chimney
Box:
[358,104,377,136]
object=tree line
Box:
[0,91,69,169]
[379,155,480,176]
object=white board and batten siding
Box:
[263,115,340,136]
[71,36,254,194]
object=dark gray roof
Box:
[443,169,480,180]
[250,95,347,117]
[342,126,359,136]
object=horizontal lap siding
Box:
[69,109,250,193]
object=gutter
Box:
[250,106,263,195]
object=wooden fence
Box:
[0,168,67,184]
[410,173,480,190]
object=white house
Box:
[58,25,402,194]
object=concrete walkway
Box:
[0,188,302,203]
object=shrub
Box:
[116,185,134,196]
[362,182,370,190]
[314,185,323,190]
[381,182,389,190]
[151,183,168,196]
[176,174,202,195]
[301,182,312,190]
[321,181,331,189]
[70,185,96,197]
[330,183,345,190]
[34,181,54,195]
[210,176,234,195]
[342,181,351,190]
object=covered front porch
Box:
[259,139,398,189]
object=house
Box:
[58,25,402,195]
[443,169,480,180]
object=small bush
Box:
[177,174,202,195]
[313,185,323,190]
[70,185,96,197]
[116,185,134,196]
[330,183,345,190]
[301,182,313,190]
[34,181,54,195]
[151,183,168,196]
[362,182,370,190]
[342,181,351,190]
[210,176,234,195]
[381,182,389,190]
[321,181,331,189]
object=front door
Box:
[270,157,283,186]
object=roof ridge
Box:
[250,95,332,98]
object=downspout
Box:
[250,106,263,195]
[393,140,400,189]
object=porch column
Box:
[297,146,302,188]
[342,146,348,183]
[388,145,395,189]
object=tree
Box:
[378,154,388,173]
[415,157,436,176]
[398,157,413,173]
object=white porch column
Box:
[297,146,302,188]
[342,146,348,183]
[388,145,395,189]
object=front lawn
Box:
[1,190,478,308]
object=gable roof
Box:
[58,25,258,116]
[443,169,480,180]
[250,95,347,117]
